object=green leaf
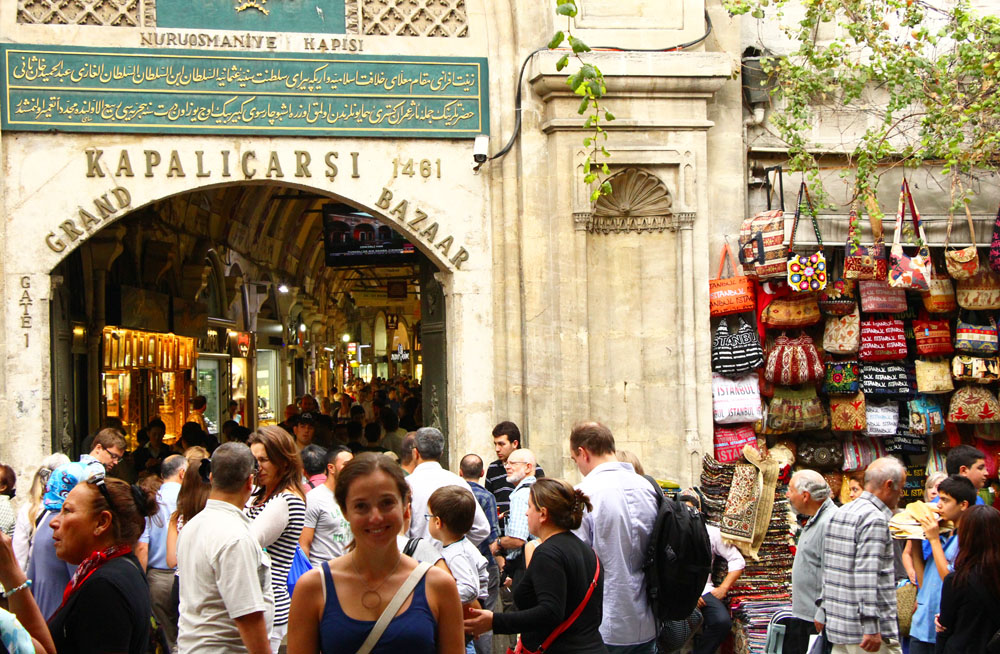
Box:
[601,181,613,195]
[578,96,590,114]
[568,35,592,54]
[601,163,610,175]
[548,31,565,49]
[590,188,602,202]
[556,54,569,71]
[583,137,593,146]
[566,70,585,91]
[604,110,615,121]
[555,2,577,17]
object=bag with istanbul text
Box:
[712,372,763,424]
[712,318,764,376]
[709,243,756,317]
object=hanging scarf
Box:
[60,543,132,607]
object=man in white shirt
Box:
[300,446,354,566]
[406,427,490,548]
[679,490,746,654]
[177,443,274,654]
[571,421,660,654]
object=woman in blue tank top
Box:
[287,453,465,654]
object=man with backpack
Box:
[570,422,660,654]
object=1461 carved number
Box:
[392,158,442,179]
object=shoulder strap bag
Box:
[786,182,827,292]
[888,178,931,290]
[508,555,602,654]
[357,561,433,654]
[945,176,980,280]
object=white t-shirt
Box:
[303,485,352,566]
[177,499,274,654]
[396,534,443,566]
[441,538,488,604]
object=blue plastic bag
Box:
[286,545,313,597]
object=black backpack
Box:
[642,480,713,622]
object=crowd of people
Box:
[0,379,996,654]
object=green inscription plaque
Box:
[157,0,346,35]
[1,45,488,139]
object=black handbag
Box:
[711,317,764,377]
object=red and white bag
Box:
[713,425,757,463]
[859,319,908,361]
[712,372,763,424]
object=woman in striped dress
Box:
[247,425,307,652]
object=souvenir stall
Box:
[101,327,196,445]
[708,172,1000,653]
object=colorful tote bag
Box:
[845,196,888,280]
[909,396,946,435]
[710,243,755,317]
[818,278,857,316]
[760,292,822,328]
[861,361,916,397]
[914,359,954,394]
[712,318,765,377]
[713,424,757,463]
[786,183,827,292]
[824,360,861,395]
[767,385,829,432]
[954,313,999,355]
[764,333,824,385]
[866,400,900,436]
[956,267,1000,310]
[713,372,763,424]
[739,169,787,280]
[843,435,888,471]
[859,319,908,361]
[951,355,1000,384]
[858,279,908,313]
[990,203,1000,273]
[948,384,1000,423]
[823,307,861,354]
[944,178,979,280]
[913,314,952,356]
[888,179,931,291]
[830,392,867,432]
[921,264,958,314]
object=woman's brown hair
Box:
[952,504,1000,599]
[529,478,592,531]
[175,451,211,526]
[249,425,305,501]
[334,452,408,511]
[86,478,159,545]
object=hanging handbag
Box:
[886,421,928,457]
[861,361,915,397]
[714,424,757,464]
[712,318,765,376]
[767,386,829,432]
[760,291,822,328]
[739,167,787,280]
[505,556,601,654]
[764,333,824,385]
[713,372,763,424]
[944,177,980,280]
[956,267,1000,310]
[823,307,861,355]
[830,392,867,432]
[921,263,958,314]
[949,385,1000,423]
[914,359,954,394]
[975,423,1000,441]
[798,436,845,471]
[952,355,1000,384]
[913,313,953,356]
[824,360,861,395]
[845,194,888,280]
[858,279,908,313]
[888,178,931,290]
[909,395,946,435]
[842,435,888,472]
[865,400,900,436]
[786,183,828,292]
[989,202,1000,273]
[818,278,857,316]
[710,243,756,317]
[955,312,999,355]
[859,318,908,361]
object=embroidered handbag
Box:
[764,333,824,385]
[865,400,900,436]
[786,183,827,292]
[823,307,860,355]
[909,396,946,435]
[955,312,999,355]
[709,243,755,317]
[921,263,958,314]
[798,436,845,471]
[713,424,757,464]
[712,318,765,377]
[858,279,908,313]
[913,314,953,356]
[990,203,1000,273]
[824,360,861,395]
[951,355,1000,384]
[859,318,908,361]
[767,386,829,432]
[888,179,931,291]
[818,278,857,316]
[845,195,888,280]
[712,372,763,424]
[914,359,954,394]
[830,392,867,432]
[861,361,916,397]
[843,435,888,472]
[760,292,821,328]
[944,177,980,280]
[956,267,1000,310]
[948,384,1000,423]
[739,168,787,280]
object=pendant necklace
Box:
[352,551,402,610]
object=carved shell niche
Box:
[593,168,673,218]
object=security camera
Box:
[473,134,489,164]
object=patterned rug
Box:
[720,463,759,543]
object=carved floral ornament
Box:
[578,168,691,234]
